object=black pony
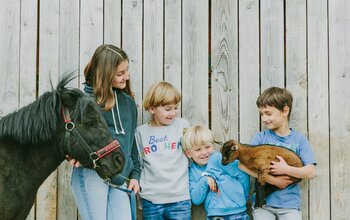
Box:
[0,73,125,220]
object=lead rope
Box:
[104,175,137,220]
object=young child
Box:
[240,87,317,220]
[135,81,191,220]
[183,125,250,220]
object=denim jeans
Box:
[141,198,191,220]
[253,205,302,220]
[207,211,250,220]
[71,167,132,220]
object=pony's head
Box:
[57,74,125,179]
[220,139,240,165]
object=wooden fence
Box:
[0,0,349,219]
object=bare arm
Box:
[270,156,317,179]
[238,162,292,189]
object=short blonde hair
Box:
[143,81,181,110]
[182,125,214,151]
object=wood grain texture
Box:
[122,0,143,125]
[238,0,260,143]
[329,0,350,219]
[182,0,209,125]
[1,1,349,219]
[260,0,284,89]
[211,0,239,142]
[308,0,330,219]
[0,0,20,116]
[104,0,122,46]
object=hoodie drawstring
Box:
[111,90,125,135]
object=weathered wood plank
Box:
[329,1,350,219]
[122,0,143,125]
[164,0,182,98]
[211,0,239,142]
[182,0,209,126]
[307,0,330,219]
[104,0,122,46]
[0,0,20,117]
[260,0,284,89]
[80,0,103,81]
[285,1,309,218]
[238,0,260,143]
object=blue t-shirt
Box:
[250,129,317,210]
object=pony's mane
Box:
[0,73,95,145]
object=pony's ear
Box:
[59,90,77,108]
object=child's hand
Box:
[128,179,140,193]
[270,155,289,175]
[65,155,81,167]
[207,177,220,195]
[268,175,292,189]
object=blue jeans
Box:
[207,211,250,220]
[71,167,132,220]
[141,198,191,220]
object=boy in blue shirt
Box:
[183,125,250,220]
[240,87,317,220]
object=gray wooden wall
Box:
[0,0,349,219]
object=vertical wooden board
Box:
[80,0,104,83]
[19,0,37,108]
[211,0,239,142]
[57,0,80,219]
[285,0,307,132]
[329,0,350,219]
[307,0,330,219]
[36,0,60,219]
[164,0,182,96]
[104,0,122,46]
[0,0,20,117]
[260,0,284,89]
[60,0,80,78]
[182,0,209,125]
[122,0,143,125]
[20,0,37,218]
[142,0,164,123]
[285,1,308,218]
[238,0,260,143]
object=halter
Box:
[61,106,120,169]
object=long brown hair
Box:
[84,44,134,110]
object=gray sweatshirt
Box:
[135,117,190,204]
